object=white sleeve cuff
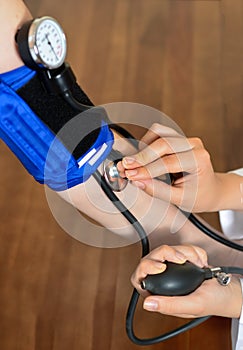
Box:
[233,278,243,350]
[219,168,243,240]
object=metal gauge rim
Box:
[28,16,67,69]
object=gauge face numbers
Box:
[33,17,67,69]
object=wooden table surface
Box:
[1,0,242,349]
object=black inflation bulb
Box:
[141,261,213,296]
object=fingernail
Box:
[144,299,159,311]
[116,161,124,171]
[123,157,135,165]
[126,169,138,177]
[133,181,146,189]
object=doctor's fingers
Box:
[138,123,184,150]
[144,244,208,268]
[123,137,202,170]
[143,293,206,318]
[132,177,198,212]
[131,245,187,295]
[124,151,198,181]
[131,245,207,291]
[131,258,167,295]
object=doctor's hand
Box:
[120,123,231,213]
[131,244,242,319]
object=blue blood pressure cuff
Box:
[0,66,114,191]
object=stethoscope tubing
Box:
[64,92,243,345]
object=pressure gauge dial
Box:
[16,16,67,70]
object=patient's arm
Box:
[0,1,165,242]
[58,130,169,238]
[0,0,187,243]
[0,0,32,72]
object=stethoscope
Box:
[60,79,243,345]
[15,16,243,346]
[93,132,243,346]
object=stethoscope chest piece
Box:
[104,160,128,192]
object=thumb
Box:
[143,295,200,318]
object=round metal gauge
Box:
[16,16,67,70]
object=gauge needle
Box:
[45,33,58,60]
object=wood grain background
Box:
[0,0,242,349]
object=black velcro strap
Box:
[17,75,101,159]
